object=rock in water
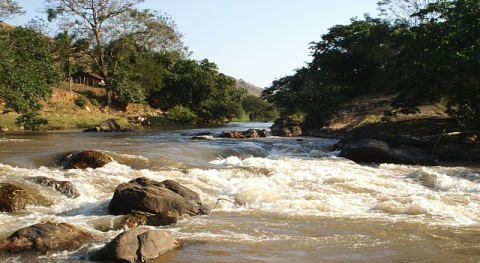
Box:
[0,183,28,212]
[84,118,120,132]
[271,116,302,137]
[95,228,181,263]
[340,139,394,164]
[58,150,113,169]
[32,176,80,198]
[0,222,93,254]
[120,211,179,229]
[108,177,210,216]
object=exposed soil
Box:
[0,83,162,131]
[309,93,457,138]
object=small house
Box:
[72,72,105,87]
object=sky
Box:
[8,0,380,88]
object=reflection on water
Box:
[1,122,480,262]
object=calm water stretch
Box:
[1,122,480,262]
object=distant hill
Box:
[237,79,263,97]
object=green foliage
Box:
[391,0,480,127]
[264,0,480,129]
[14,111,48,130]
[127,51,246,123]
[46,0,185,105]
[0,27,61,130]
[242,95,279,121]
[166,105,198,124]
[109,63,146,109]
[75,95,89,108]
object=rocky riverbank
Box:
[304,94,480,166]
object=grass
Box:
[0,112,19,131]
[41,112,130,130]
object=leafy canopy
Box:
[0,27,61,130]
[264,0,480,129]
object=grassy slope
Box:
[0,83,160,131]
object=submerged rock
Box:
[0,222,93,254]
[0,183,28,212]
[58,150,113,169]
[108,177,210,216]
[95,228,181,263]
[32,176,80,198]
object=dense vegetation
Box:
[0,26,61,129]
[0,0,274,130]
[263,0,480,129]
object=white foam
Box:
[201,156,480,225]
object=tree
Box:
[52,31,78,91]
[0,0,24,21]
[264,17,396,129]
[392,0,480,127]
[0,27,61,130]
[309,17,394,97]
[241,95,279,121]
[46,0,184,104]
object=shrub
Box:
[166,106,198,124]
[75,95,89,108]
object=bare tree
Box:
[377,0,444,25]
[0,0,24,21]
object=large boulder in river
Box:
[108,177,210,216]
[32,176,80,198]
[0,222,93,254]
[340,139,394,164]
[0,183,28,212]
[58,150,113,169]
[95,228,181,263]
[271,116,302,137]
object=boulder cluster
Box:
[219,128,268,139]
[0,150,209,262]
[271,116,302,137]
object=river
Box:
[1,122,480,262]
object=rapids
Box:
[0,122,479,262]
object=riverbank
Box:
[0,84,167,132]
[305,93,480,166]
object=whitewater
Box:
[0,122,479,262]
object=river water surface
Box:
[1,122,480,262]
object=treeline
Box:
[263,0,480,129]
[0,0,278,130]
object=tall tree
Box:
[52,31,77,91]
[393,0,480,127]
[0,0,24,21]
[46,0,184,104]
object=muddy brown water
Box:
[1,122,479,262]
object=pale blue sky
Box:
[9,0,380,88]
